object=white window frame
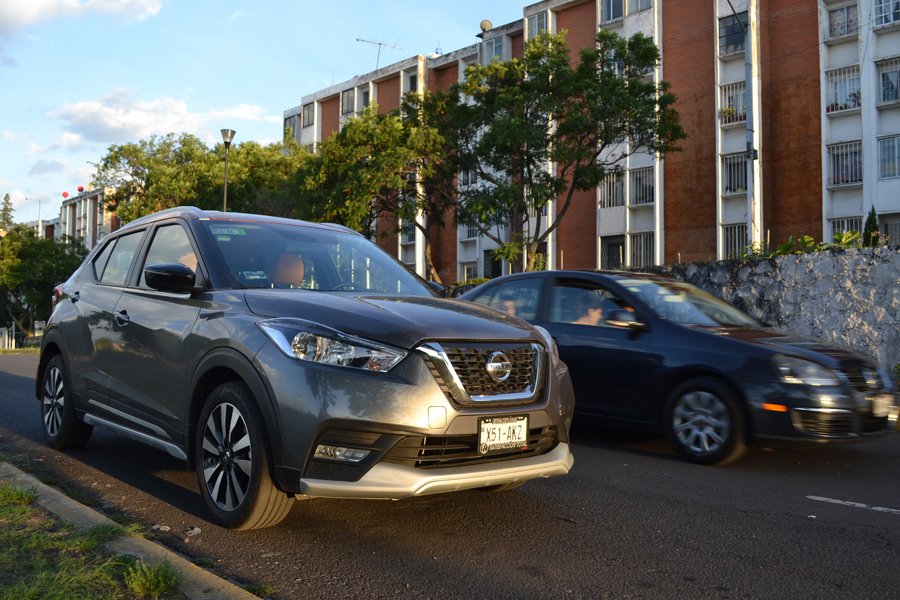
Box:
[599,172,625,208]
[875,0,900,26]
[602,0,624,22]
[828,5,858,38]
[302,103,314,128]
[878,135,900,179]
[629,166,655,206]
[340,90,354,115]
[629,231,654,267]
[827,141,863,187]
[722,153,747,195]
[877,58,900,105]
[829,216,862,239]
[826,66,861,112]
[719,81,747,124]
[484,37,503,64]
[628,0,652,14]
[723,223,747,259]
[527,12,548,40]
[461,261,478,282]
[719,12,748,56]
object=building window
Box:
[629,167,655,205]
[827,141,863,186]
[408,74,418,93]
[879,135,900,178]
[483,250,502,278]
[829,5,858,38]
[629,231,654,267]
[401,220,416,244]
[601,235,625,269]
[719,81,747,124]
[826,66,861,112]
[719,12,748,56]
[875,0,900,26]
[628,0,652,14]
[527,12,548,40]
[877,58,900,104]
[341,90,353,115]
[461,261,478,282]
[599,171,625,208]
[723,223,747,259]
[601,0,624,22]
[484,37,503,64]
[464,223,479,239]
[722,153,747,195]
[302,103,314,127]
[881,214,900,243]
[830,216,862,239]
[362,90,370,108]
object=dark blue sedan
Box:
[460,271,898,465]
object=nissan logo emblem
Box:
[485,351,512,383]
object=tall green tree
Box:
[301,104,453,281]
[0,193,14,232]
[0,226,87,335]
[451,30,685,271]
[862,206,880,247]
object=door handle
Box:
[115,310,130,326]
[70,291,80,303]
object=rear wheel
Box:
[40,355,93,449]
[665,378,746,466]
[195,382,293,530]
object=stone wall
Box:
[645,246,900,373]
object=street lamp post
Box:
[221,128,236,212]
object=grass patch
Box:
[0,347,40,355]
[0,481,181,599]
[244,582,275,598]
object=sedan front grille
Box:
[419,342,544,407]
[793,408,890,437]
[383,426,558,469]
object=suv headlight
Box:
[259,318,406,373]
[533,325,560,368]
[774,355,839,387]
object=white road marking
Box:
[806,495,900,516]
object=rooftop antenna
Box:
[356,38,401,69]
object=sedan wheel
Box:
[195,382,293,529]
[665,378,746,465]
[40,355,92,450]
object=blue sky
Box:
[0,0,525,224]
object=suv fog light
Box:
[314,445,371,463]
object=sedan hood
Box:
[243,290,539,349]
[708,326,870,366]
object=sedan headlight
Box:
[259,318,406,373]
[533,325,560,368]
[774,355,839,387]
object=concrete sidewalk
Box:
[0,461,259,600]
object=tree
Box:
[451,30,685,271]
[0,193,14,232]
[300,104,453,282]
[863,206,880,247]
[0,226,87,335]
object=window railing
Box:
[599,172,625,208]
[825,65,861,112]
[723,223,747,259]
[401,221,416,244]
[827,141,863,187]
[629,167,655,205]
[877,57,900,105]
[722,153,747,195]
[629,231,654,267]
[829,217,862,239]
[461,262,478,282]
[719,81,747,124]
[878,135,900,179]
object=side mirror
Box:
[144,263,198,294]
[605,308,646,331]
[427,281,447,297]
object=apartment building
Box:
[284,0,900,282]
[59,188,118,250]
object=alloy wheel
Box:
[671,390,731,455]
[200,402,253,512]
[42,366,65,437]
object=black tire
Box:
[195,382,293,530]
[664,377,746,466]
[40,355,93,450]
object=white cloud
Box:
[2,129,15,140]
[28,158,66,176]
[229,10,250,22]
[0,0,161,37]
[26,142,45,156]
[53,88,281,143]
[54,131,83,148]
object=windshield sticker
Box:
[210,227,247,236]
[241,271,268,281]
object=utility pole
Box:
[356,38,400,70]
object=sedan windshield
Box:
[200,219,431,296]
[618,278,760,327]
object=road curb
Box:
[0,461,258,600]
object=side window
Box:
[98,231,144,286]
[550,281,629,327]
[474,278,542,321]
[140,224,199,287]
[91,241,115,281]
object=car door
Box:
[58,230,145,402]
[105,221,205,443]
[536,276,660,425]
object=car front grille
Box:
[419,342,544,406]
[793,409,890,437]
[837,365,883,392]
[383,426,558,469]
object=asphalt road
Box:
[2,353,898,599]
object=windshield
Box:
[200,219,432,296]
[618,278,759,327]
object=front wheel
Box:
[664,378,746,466]
[195,382,293,530]
[40,355,93,450]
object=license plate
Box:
[478,415,529,455]
[870,393,892,418]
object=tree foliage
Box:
[447,30,685,271]
[0,193,14,232]
[0,226,87,335]
[863,206,880,247]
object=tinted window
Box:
[550,281,629,327]
[99,231,144,286]
[472,278,542,320]
[618,278,758,327]
[91,240,115,281]
[140,224,199,287]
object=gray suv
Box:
[37,207,575,529]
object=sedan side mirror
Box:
[144,263,199,294]
[605,308,646,331]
